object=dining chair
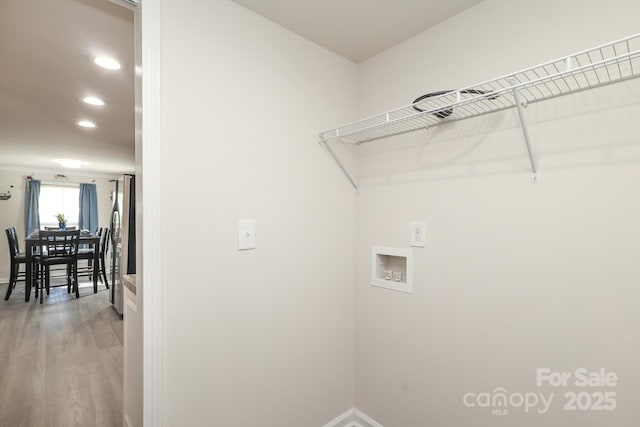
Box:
[35,230,80,303]
[9,227,20,251]
[77,228,101,285]
[76,228,110,289]
[4,227,26,300]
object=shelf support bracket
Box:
[320,139,359,191]
[511,85,539,183]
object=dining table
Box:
[23,233,101,302]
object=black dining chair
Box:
[4,227,26,300]
[77,228,110,289]
[76,228,107,289]
[35,230,80,303]
[76,228,97,279]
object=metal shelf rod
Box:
[511,85,538,183]
[321,140,358,190]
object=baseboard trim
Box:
[354,409,384,427]
[323,408,383,427]
[322,408,355,427]
[0,277,8,285]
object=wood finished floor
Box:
[0,278,123,427]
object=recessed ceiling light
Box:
[56,159,84,169]
[81,96,106,106]
[94,56,121,70]
[77,120,96,128]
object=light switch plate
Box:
[238,220,255,250]
[410,221,426,247]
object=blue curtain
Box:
[24,179,41,236]
[79,183,99,234]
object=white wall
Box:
[0,169,26,282]
[160,1,357,426]
[0,167,115,283]
[354,0,640,426]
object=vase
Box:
[59,222,66,231]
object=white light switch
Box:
[410,221,426,247]
[238,220,255,250]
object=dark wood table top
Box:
[25,233,99,242]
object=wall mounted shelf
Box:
[319,34,640,189]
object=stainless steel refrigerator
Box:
[110,174,136,316]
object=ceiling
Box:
[0,0,134,176]
[0,0,482,177]
[231,0,485,63]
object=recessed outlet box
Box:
[371,247,413,293]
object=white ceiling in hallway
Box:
[0,0,483,176]
[231,0,485,62]
[0,0,134,175]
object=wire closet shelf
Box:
[319,34,640,188]
[320,34,640,145]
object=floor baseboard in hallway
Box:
[0,280,123,427]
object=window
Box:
[39,184,80,228]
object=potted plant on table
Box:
[55,213,67,230]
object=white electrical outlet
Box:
[238,220,255,250]
[410,221,426,247]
